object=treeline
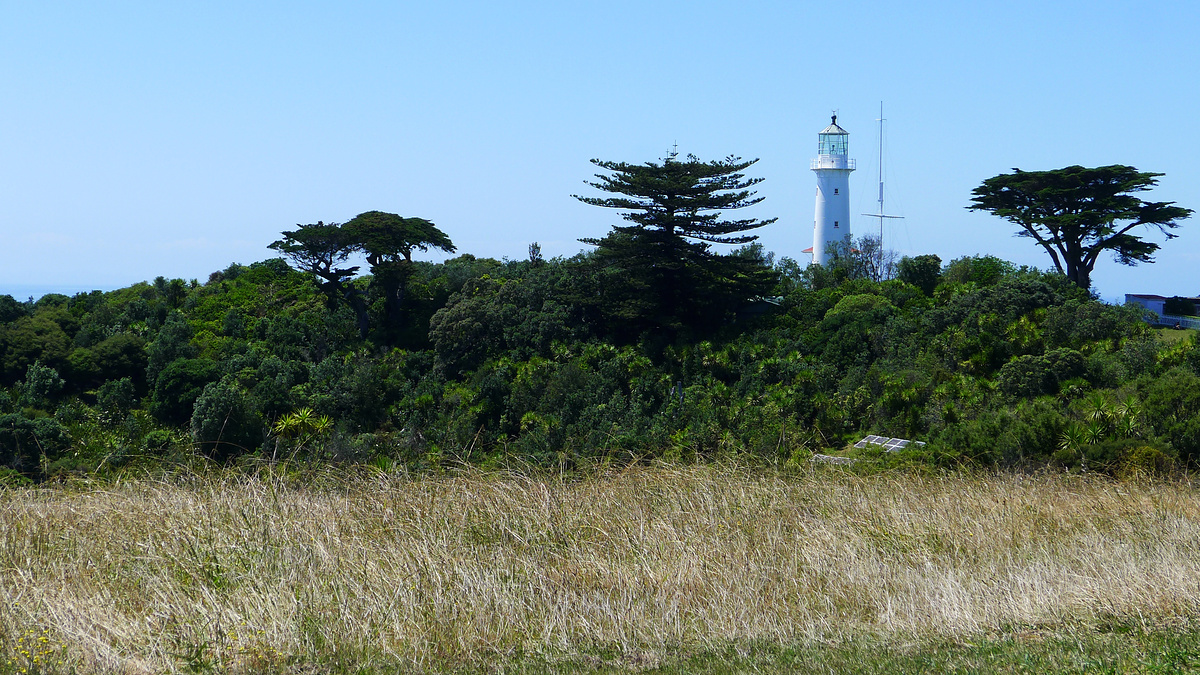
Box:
[1,246,1197,483]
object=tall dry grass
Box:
[2,465,1200,672]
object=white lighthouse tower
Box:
[809,115,855,266]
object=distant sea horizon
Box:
[0,283,125,302]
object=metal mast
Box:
[862,101,903,247]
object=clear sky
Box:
[2,0,1197,303]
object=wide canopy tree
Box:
[268,222,359,303]
[574,152,778,339]
[268,222,368,337]
[343,211,456,344]
[343,211,456,267]
[967,165,1192,290]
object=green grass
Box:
[501,625,1200,674]
[65,623,1194,674]
[1152,326,1198,345]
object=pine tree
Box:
[575,152,777,339]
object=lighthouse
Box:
[810,115,855,265]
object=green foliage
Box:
[146,311,198,384]
[306,352,389,431]
[342,210,457,347]
[271,407,334,460]
[15,360,65,409]
[429,263,597,375]
[268,222,360,304]
[97,376,137,422]
[1139,367,1200,465]
[150,358,222,425]
[997,354,1054,398]
[940,254,1017,287]
[997,348,1085,398]
[270,222,369,339]
[0,310,74,383]
[82,333,147,391]
[343,210,456,265]
[191,378,261,461]
[1,227,1193,476]
[933,398,1066,468]
[0,412,70,477]
[896,254,942,296]
[0,294,28,323]
[816,294,896,369]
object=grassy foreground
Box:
[3,465,1200,673]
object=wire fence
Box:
[1152,313,1200,330]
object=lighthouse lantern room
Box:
[810,115,855,266]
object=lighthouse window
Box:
[834,189,839,194]
[834,221,839,228]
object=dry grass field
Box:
[3,464,1200,673]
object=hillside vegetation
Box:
[0,249,1197,481]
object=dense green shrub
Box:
[0,413,70,476]
[897,254,942,296]
[97,377,136,422]
[1080,437,1177,477]
[1139,368,1200,465]
[149,358,222,425]
[191,378,261,461]
[998,355,1055,398]
[0,295,28,323]
[15,361,65,409]
[145,311,197,384]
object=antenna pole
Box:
[878,101,885,247]
[861,101,903,249]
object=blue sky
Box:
[2,0,1197,302]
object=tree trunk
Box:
[343,287,370,340]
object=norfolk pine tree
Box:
[575,152,778,339]
[968,165,1192,290]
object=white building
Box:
[808,115,855,266]
[1125,294,1167,317]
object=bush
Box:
[896,254,942,296]
[1045,347,1085,381]
[1113,439,1177,478]
[191,378,261,461]
[0,413,70,477]
[15,361,65,409]
[97,377,137,421]
[1139,368,1200,465]
[149,358,221,425]
[1063,437,1178,477]
[143,429,176,452]
[0,466,32,487]
[933,399,1065,468]
[998,355,1053,398]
